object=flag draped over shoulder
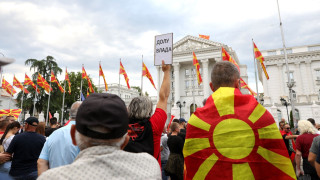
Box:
[0,109,22,119]
[13,76,29,94]
[99,64,108,91]
[51,71,65,93]
[120,61,130,89]
[82,66,94,93]
[192,52,203,85]
[253,42,269,80]
[183,87,295,180]
[240,78,257,96]
[37,73,52,93]
[65,68,71,95]
[1,78,16,96]
[142,62,156,90]
[24,74,40,93]
[222,47,240,72]
[199,34,210,40]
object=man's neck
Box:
[51,124,58,128]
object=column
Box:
[277,64,285,96]
[305,60,315,94]
[156,66,161,101]
[262,69,269,97]
[201,59,209,98]
[173,62,180,105]
[294,62,303,94]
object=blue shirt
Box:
[39,121,80,169]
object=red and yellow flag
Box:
[222,47,240,72]
[192,52,203,85]
[199,34,210,40]
[240,78,257,96]
[13,76,29,94]
[99,64,108,91]
[0,109,22,119]
[142,62,156,90]
[183,87,295,180]
[87,88,90,97]
[65,68,71,95]
[51,71,65,93]
[82,66,94,93]
[1,78,16,96]
[82,66,88,80]
[253,42,269,80]
[37,73,52,93]
[120,61,130,89]
[24,74,40,94]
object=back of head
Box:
[70,101,82,120]
[307,118,316,126]
[0,121,21,144]
[179,118,186,124]
[36,122,46,136]
[0,120,9,130]
[298,120,317,134]
[172,119,179,123]
[50,117,57,125]
[128,96,153,120]
[211,61,240,90]
[170,122,179,132]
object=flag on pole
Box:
[120,61,130,89]
[24,74,40,93]
[142,62,156,90]
[183,87,296,179]
[253,42,269,80]
[51,71,65,93]
[99,64,108,91]
[199,34,210,40]
[87,88,90,97]
[49,111,52,119]
[82,66,94,93]
[65,68,71,95]
[1,78,16,96]
[222,47,240,72]
[192,52,203,85]
[240,78,257,96]
[13,76,29,94]
[37,73,52,93]
[0,109,22,119]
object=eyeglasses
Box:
[285,128,290,129]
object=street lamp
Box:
[176,100,186,118]
[280,97,290,123]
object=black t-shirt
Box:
[167,134,184,155]
[45,127,58,137]
[282,134,291,156]
[7,131,46,176]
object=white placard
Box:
[154,33,173,65]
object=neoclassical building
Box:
[259,44,320,124]
[156,35,248,122]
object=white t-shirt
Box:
[3,135,15,151]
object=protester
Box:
[308,118,320,135]
[38,93,161,179]
[5,116,15,124]
[124,60,170,166]
[0,116,7,122]
[282,124,298,157]
[36,122,46,137]
[165,122,184,180]
[308,136,320,167]
[6,117,46,179]
[183,61,295,179]
[37,101,82,176]
[279,121,285,133]
[0,120,10,137]
[161,127,170,180]
[178,118,186,134]
[295,120,319,179]
[45,117,58,137]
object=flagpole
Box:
[80,64,83,101]
[276,0,296,126]
[141,55,143,96]
[252,39,260,103]
[99,61,101,93]
[46,71,52,126]
[118,59,121,97]
[33,85,37,116]
[61,67,66,124]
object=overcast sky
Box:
[1,0,319,96]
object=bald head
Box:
[70,101,82,120]
[210,61,240,91]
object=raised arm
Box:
[156,60,171,112]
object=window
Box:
[286,72,294,82]
[291,90,296,101]
[267,51,276,56]
[185,69,190,76]
[171,82,174,89]
[277,109,282,122]
[294,109,300,120]
[308,46,320,51]
[171,71,174,78]
[191,69,196,76]
[316,70,320,80]
[185,80,190,89]
[280,49,292,54]
[192,80,197,88]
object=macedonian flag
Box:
[192,52,203,85]
[13,76,29,94]
[65,68,71,94]
[37,73,52,93]
[99,64,108,91]
[253,41,269,80]
[24,74,40,94]
[51,71,65,93]
[240,78,257,96]
[222,47,240,72]
[82,66,94,93]
[0,109,22,119]
[120,61,130,89]
[142,62,156,90]
[1,78,16,96]
[183,87,295,180]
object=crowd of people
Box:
[0,60,319,179]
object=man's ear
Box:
[210,82,215,92]
[234,79,240,89]
[120,135,130,150]
[70,125,77,146]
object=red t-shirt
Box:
[149,108,167,166]
[296,133,319,158]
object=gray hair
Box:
[70,101,82,120]
[211,61,240,90]
[298,120,317,135]
[128,96,153,119]
[75,127,127,150]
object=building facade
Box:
[0,89,18,110]
[259,44,320,124]
[157,35,248,122]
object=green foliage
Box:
[289,110,294,128]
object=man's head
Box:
[279,122,285,130]
[179,118,186,128]
[71,93,129,151]
[0,116,7,121]
[0,120,9,131]
[49,117,57,126]
[210,61,240,92]
[70,101,82,121]
[307,118,316,127]
[5,116,16,124]
[128,96,153,120]
[24,117,39,132]
[284,124,291,133]
[170,122,180,133]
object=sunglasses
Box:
[285,128,290,129]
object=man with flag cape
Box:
[183,61,296,180]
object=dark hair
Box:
[307,118,316,126]
[211,61,240,90]
[172,119,179,123]
[0,120,9,130]
[170,122,179,132]
[50,117,57,125]
[0,121,21,145]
